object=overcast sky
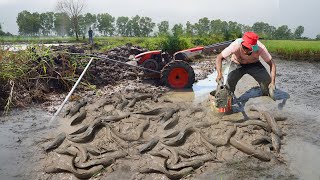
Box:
[0,0,318,38]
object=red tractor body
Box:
[134,40,234,89]
[135,50,162,65]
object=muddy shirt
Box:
[221,38,272,64]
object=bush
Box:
[160,34,194,55]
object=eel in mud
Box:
[126,94,154,108]
[102,113,131,122]
[55,145,78,156]
[56,145,88,163]
[139,137,160,154]
[134,107,166,116]
[199,126,236,146]
[139,166,193,179]
[68,118,103,143]
[70,108,87,126]
[45,132,66,152]
[161,126,196,146]
[234,120,271,132]
[45,156,104,179]
[128,98,137,108]
[108,120,150,142]
[162,129,180,139]
[163,114,179,130]
[69,125,89,135]
[166,147,180,164]
[116,95,129,110]
[86,145,114,156]
[166,154,215,170]
[261,111,282,137]
[162,122,215,146]
[248,105,287,121]
[229,137,271,161]
[251,136,272,145]
[160,107,180,123]
[199,134,218,153]
[222,111,261,122]
[73,144,89,163]
[68,100,87,117]
[271,132,281,153]
[74,151,127,168]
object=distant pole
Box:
[48,57,94,126]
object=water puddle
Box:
[284,138,320,180]
[163,62,231,104]
[1,43,76,51]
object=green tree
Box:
[221,21,231,40]
[228,21,242,38]
[274,25,292,39]
[210,19,224,35]
[126,19,134,37]
[97,13,115,36]
[116,16,129,36]
[294,25,304,39]
[16,11,41,36]
[56,0,86,40]
[316,34,320,40]
[252,22,275,39]
[139,17,155,37]
[0,23,5,36]
[54,12,72,36]
[194,17,210,36]
[157,20,169,36]
[40,12,54,36]
[131,15,141,36]
[241,25,253,33]
[185,21,194,37]
[171,23,184,36]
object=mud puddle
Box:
[284,138,320,179]
[0,108,53,180]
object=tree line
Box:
[3,10,312,40]
[0,23,13,36]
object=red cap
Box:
[242,32,259,50]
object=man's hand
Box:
[216,73,224,83]
[268,83,276,100]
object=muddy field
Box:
[0,58,319,180]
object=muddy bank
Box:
[0,44,147,110]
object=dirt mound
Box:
[0,44,149,110]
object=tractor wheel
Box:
[160,60,195,89]
[142,59,160,75]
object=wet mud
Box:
[0,58,319,180]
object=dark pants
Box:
[226,61,271,96]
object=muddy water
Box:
[0,108,53,180]
[164,61,231,103]
[1,43,77,51]
[0,59,319,179]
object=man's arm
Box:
[215,53,224,82]
[266,59,276,86]
[215,40,237,82]
[259,43,276,87]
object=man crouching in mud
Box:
[215,31,276,98]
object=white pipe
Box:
[48,57,94,126]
